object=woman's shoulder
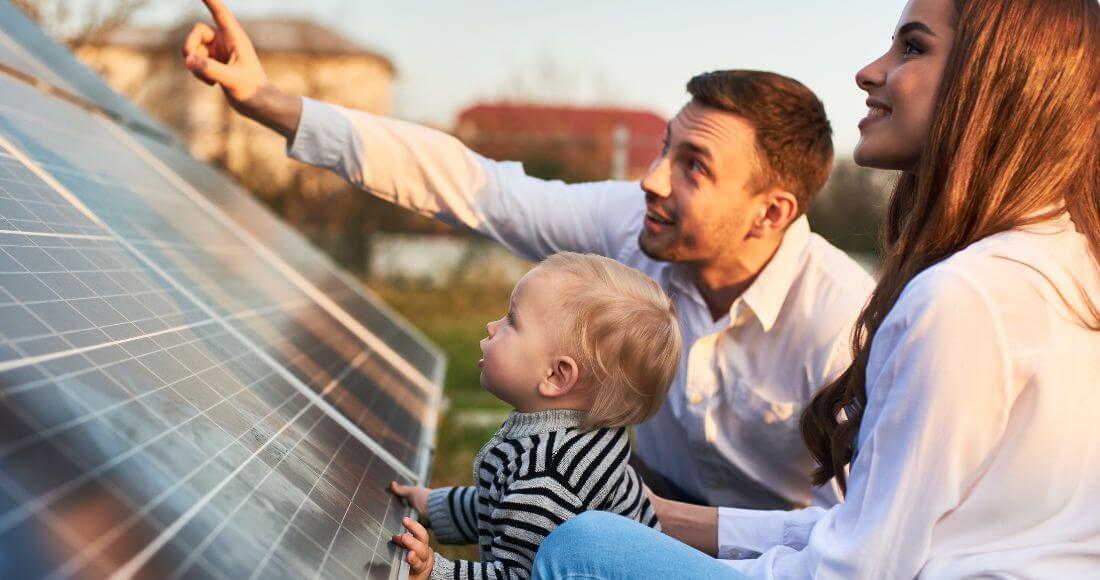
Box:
[888,219,1096,345]
[937,219,1089,300]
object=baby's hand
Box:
[392,517,434,580]
[390,481,431,518]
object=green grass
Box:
[364,277,518,561]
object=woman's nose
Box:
[856,54,888,91]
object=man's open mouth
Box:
[645,208,675,226]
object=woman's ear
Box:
[538,356,580,398]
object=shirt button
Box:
[689,392,703,405]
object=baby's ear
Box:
[538,356,580,398]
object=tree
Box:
[12,0,156,50]
[807,160,894,266]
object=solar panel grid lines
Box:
[124,131,445,391]
[0,138,418,576]
[0,325,290,578]
[0,104,421,482]
[117,125,442,482]
[0,78,437,580]
[106,120,437,398]
[0,7,445,577]
[0,72,429,474]
[109,352,371,580]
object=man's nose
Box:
[641,156,672,199]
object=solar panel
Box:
[125,131,445,386]
[0,6,443,579]
[0,1,175,143]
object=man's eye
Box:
[690,159,707,175]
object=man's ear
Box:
[538,356,580,398]
[749,190,799,239]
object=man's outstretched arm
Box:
[181,0,643,263]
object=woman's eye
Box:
[902,39,924,56]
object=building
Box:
[455,103,666,182]
[76,18,394,191]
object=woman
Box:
[532,0,1100,577]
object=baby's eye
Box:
[506,311,515,326]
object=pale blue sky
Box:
[128,0,907,156]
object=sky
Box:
[124,0,907,157]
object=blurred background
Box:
[17,0,898,559]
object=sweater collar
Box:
[500,409,587,438]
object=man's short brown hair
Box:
[687,70,833,216]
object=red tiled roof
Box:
[456,103,667,175]
[457,103,665,137]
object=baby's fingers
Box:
[402,517,430,543]
[406,550,425,572]
[390,480,412,499]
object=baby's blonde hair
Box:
[538,252,682,430]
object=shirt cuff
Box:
[285,96,354,168]
[716,507,787,560]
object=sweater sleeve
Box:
[428,486,480,545]
[430,473,585,580]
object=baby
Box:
[390,251,682,580]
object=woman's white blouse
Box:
[718,215,1100,578]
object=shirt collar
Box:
[666,216,812,333]
[736,215,812,333]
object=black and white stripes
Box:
[427,409,659,580]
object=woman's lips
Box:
[859,99,893,131]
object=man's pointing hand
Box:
[182,0,301,139]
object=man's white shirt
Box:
[287,97,875,509]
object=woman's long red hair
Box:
[800,0,1100,492]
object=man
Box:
[182,0,874,511]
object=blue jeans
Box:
[532,511,749,579]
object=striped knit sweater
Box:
[426,409,660,580]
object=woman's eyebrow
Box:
[897,21,936,37]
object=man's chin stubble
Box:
[638,231,678,263]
